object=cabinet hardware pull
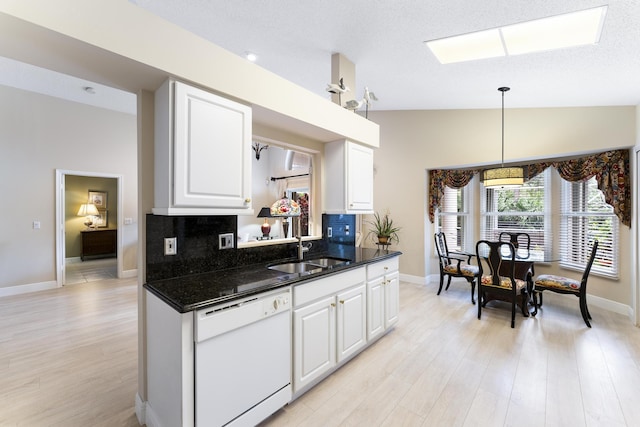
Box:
[244,198,251,203]
[331,303,336,308]
[384,266,388,270]
[339,300,345,304]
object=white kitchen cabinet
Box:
[367,257,400,341]
[153,78,253,215]
[292,295,336,391]
[324,140,374,214]
[293,267,366,394]
[336,284,367,362]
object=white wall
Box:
[368,106,637,306]
[0,85,137,290]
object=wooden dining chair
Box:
[434,232,479,304]
[476,240,529,328]
[499,231,531,259]
[532,240,598,327]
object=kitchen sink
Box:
[267,257,349,274]
[305,257,349,268]
[268,262,324,274]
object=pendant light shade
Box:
[482,87,525,188]
[482,166,525,187]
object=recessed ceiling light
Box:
[424,5,608,64]
[245,52,258,62]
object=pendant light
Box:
[481,87,525,188]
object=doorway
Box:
[56,170,124,286]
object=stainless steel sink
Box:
[305,257,349,268]
[267,262,323,274]
[267,257,349,274]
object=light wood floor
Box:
[0,264,140,427]
[2,273,639,426]
[263,280,640,427]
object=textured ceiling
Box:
[130,0,640,111]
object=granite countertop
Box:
[144,247,402,313]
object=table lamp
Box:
[77,203,99,230]
[257,207,272,238]
[270,195,300,239]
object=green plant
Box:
[366,211,401,244]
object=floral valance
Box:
[428,149,631,227]
[428,168,478,225]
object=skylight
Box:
[425,5,608,64]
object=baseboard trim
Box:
[399,273,427,285]
[122,268,138,279]
[135,393,146,426]
[588,293,633,319]
[144,402,162,427]
[0,280,58,298]
[400,274,633,319]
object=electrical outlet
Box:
[219,233,235,250]
[327,227,333,238]
[164,237,177,255]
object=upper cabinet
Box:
[153,79,253,215]
[324,140,374,214]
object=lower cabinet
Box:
[367,257,400,341]
[293,268,367,393]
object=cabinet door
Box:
[337,284,367,362]
[174,81,251,209]
[384,271,400,329]
[367,276,385,341]
[293,296,336,392]
[346,142,374,212]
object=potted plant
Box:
[366,211,401,245]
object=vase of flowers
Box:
[366,211,400,245]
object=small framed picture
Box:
[95,210,108,228]
[88,190,107,209]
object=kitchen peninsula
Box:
[145,217,401,427]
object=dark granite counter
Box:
[144,247,401,313]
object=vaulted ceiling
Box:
[129,0,640,111]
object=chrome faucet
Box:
[296,216,312,260]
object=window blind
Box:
[480,170,549,258]
[560,177,618,277]
[436,186,469,252]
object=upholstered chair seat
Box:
[534,275,581,292]
[443,263,479,278]
[532,241,598,328]
[480,275,527,291]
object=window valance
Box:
[428,149,630,227]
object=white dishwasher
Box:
[194,288,292,426]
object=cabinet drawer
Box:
[367,257,399,279]
[294,267,366,308]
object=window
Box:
[436,186,470,252]
[560,176,618,277]
[480,170,549,258]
